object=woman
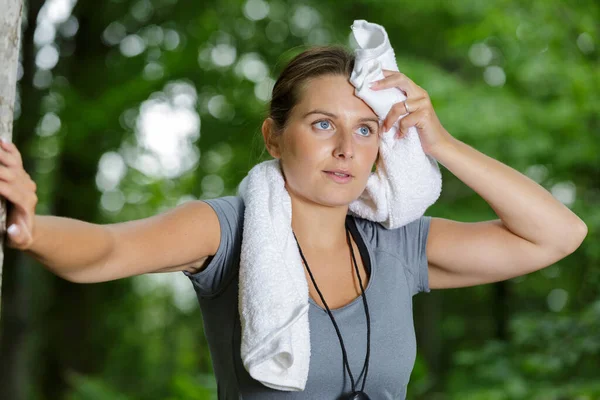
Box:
[3,46,587,399]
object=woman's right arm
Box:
[26,200,221,283]
[2,138,222,284]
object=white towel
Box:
[236,20,442,391]
[237,159,311,391]
[348,19,442,228]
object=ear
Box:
[262,118,282,159]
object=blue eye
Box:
[314,120,332,130]
[357,126,372,136]
[312,119,373,136]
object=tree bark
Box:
[0,2,46,400]
[493,281,510,341]
[0,0,23,333]
[0,1,24,399]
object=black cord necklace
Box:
[292,219,371,399]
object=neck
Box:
[288,186,350,252]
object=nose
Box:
[333,132,354,160]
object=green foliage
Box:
[65,374,132,400]
[450,300,600,394]
[6,0,598,398]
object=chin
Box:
[316,188,365,208]
[287,176,367,207]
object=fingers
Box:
[371,70,430,133]
[7,224,21,237]
[382,97,428,132]
[6,218,33,250]
[0,139,34,188]
[0,175,37,250]
[382,100,409,132]
[0,165,16,182]
[0,141,37,211]
[0,140,36,250]
[0,160,36,195]
[0,139,22,167]
[371,70,426,99]
[396,110,422,138]
[0,180,30,210]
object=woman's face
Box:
[269,74,381,207]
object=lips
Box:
[324,170,353,177]
[323,170,353,183]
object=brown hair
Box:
[268,45,356,134]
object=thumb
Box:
[7,223,24,245]
[7,224,20,237]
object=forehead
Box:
[294,75,377,118]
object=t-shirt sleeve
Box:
[400,216,432,296]
[182,196,244,298]
[360,215,432,296]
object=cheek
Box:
[279,133,320,182]
[369,141,379,158]
[362,141,380,166]
[286,132,328,163]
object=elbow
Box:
[54,269,95,284]
[561,220,588,255]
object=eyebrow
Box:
[302,109,380,125]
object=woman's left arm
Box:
[425,136,587,289]
[372,70,588,289]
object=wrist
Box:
[24,214,41,253]
[428,134,459,160]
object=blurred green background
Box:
[0,0,598,399]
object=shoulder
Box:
[198,196,246,244]
[202,195,245,218]
[353,215,432,253]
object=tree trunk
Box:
[0,2,46,400]
[0,1,24,399]
[493,281,510,341]
[0,0,23,332]
[414,291,444,391]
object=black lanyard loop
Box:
[292,218,371,398]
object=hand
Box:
[370,69,454,156]
[0,139,38,250]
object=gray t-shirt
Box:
[183,196,431,399]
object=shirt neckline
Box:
[308,215,376,314]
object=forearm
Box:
[430,137,587,252]
[25,215,115,282]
